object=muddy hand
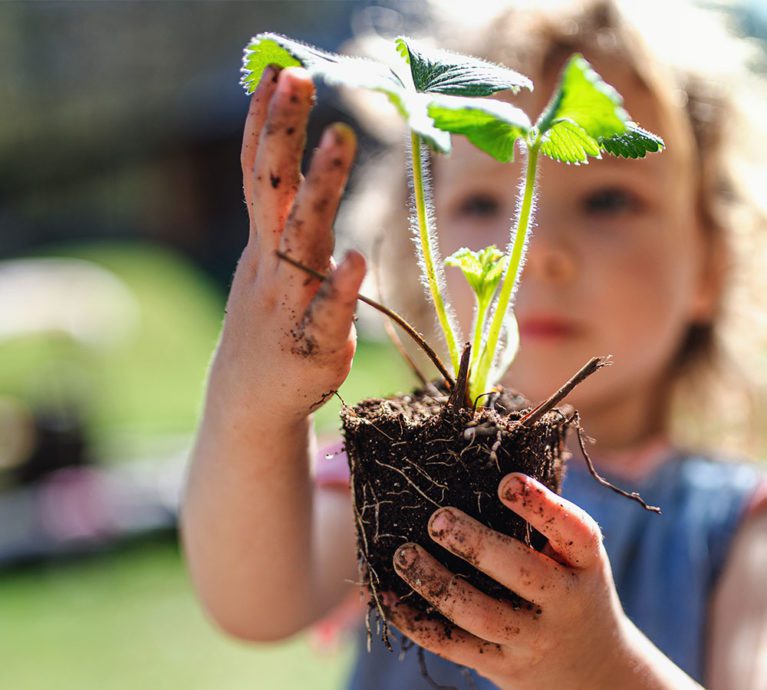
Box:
[387,473,639,690]
[216,65,366,425]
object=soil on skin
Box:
[340,384,574,638]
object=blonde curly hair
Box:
[337,0,767,454]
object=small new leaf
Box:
[395,37,532,96]
[428,96,531,162]
[537,54,627,140]
[446,246,507,303]
[599,122,665,158]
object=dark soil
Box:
[340,383,574,643]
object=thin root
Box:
[570,411,662,514]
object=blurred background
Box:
[1,1,765,689]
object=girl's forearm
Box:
[181,363,353,641]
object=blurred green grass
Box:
[0,241,418,451]
[0,538,355,690]
[0,241,418,689]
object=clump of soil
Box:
[340,382,573,643]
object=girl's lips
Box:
[518,316,579,339]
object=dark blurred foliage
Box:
[0,0,428,287]
[1,0,764,289]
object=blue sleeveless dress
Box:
[344,453,764,689]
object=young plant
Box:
[241,35,664,404]
[444,245,513,397]
[241,36,664,654]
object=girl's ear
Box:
[690,221,728,324]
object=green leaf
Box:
[240,33,450,153]
[445,246,507,302]
[427,96,530,162]
[240,34,305,92]
[539,119,601,164]
[241,33,404,93]
[599,122,665,158]
[536,54,627,140]
[397,92,452,153]
[395,36,532,96]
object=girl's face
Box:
[434,63,713,445]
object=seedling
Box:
[240,35,663,659]
[241,34,663,404]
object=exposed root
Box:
[417,646,460,690]
[349,449,392,650]
[472,390,499,413]
[569,411,662,514]
[373,458,444,509]
[519,356,610,427]
[309,388,336,411]
[275,249,455,390]
[372,234,430,388]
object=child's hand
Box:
[214,65,366,426]
[387,473,648,690]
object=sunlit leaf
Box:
[428,96,530,162]
[599,122,665,158]
[537,54,627,140]
[395,37,532,96]
[539,119,601,164]
[240,33,450,152]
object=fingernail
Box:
[339,250,364,273]
[394,544,418,569]
[428,507,456,536]
[261,64,281,86]
[334,251,352,278]
[500,473,527,502]
[320,122,355,149]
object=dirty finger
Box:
[393,542,529,645]
[253,67,314,256]
[277,122,356,295]
[427,507,573,606]
[498,473,603,569]
[289,250,366,360]
[385,597,507,677]
[241,64,281,239]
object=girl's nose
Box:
[523,229,577,284]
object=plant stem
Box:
[410,131,461,375]
[468,298,489,397]
[473,139,541,399]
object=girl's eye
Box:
[582,187,642,216]
[455,193,501,219]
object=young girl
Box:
[181,1,767,688]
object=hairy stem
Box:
[468,298,489,401]
[410,132,461,374]
[474,139,541,399]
